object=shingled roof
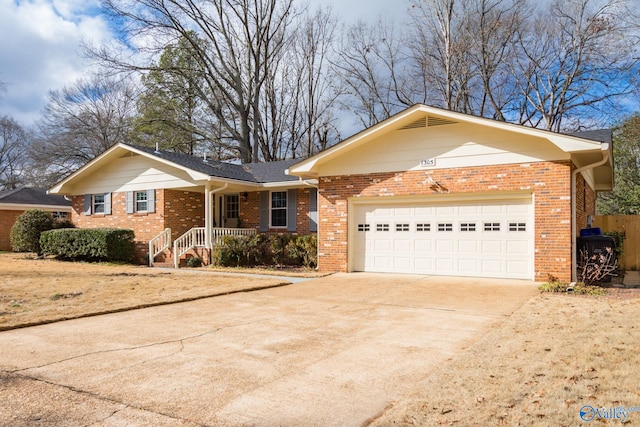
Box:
[569,129,612,144]
[0,188,71,207]
[129,144,300,183]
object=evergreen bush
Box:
[10,209,55,255]
[40,228,135,262]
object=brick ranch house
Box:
[49,105,613,282]
[0,188,71,251]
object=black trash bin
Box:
[576,235,617,282]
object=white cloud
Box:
[0,0,111,126]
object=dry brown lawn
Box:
[0,253,293,331]
[2,252,639,426]
[371,291,640,426]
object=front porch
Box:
[149,226,257,268]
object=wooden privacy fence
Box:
[593,215,640,271]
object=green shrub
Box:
[186,256,203,267]
[40,228,135,262]
[287,234,318,268]
[212,233,317,268]
[10,209,55,255]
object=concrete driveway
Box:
[0,273,538,426]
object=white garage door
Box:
[352,199,533,279]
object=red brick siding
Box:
[239,188,316,235]
[0,210,23,251]
[71,189,204,262]
[162,189,205,241]
[575,173,596,231]
[318,161,574,282]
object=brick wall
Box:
[162,189,205,241]
[239,188,316,234]
[576,173,596,231]
[71,189,204,262]
[0,210,23,251]
[318,161,576,282]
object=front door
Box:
[223,194,239,228]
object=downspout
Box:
[205,182,228,257]
[299,177,320,270]
[571,143,610,283]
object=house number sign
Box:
[420,158,436,168]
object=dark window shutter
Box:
[126,191,134,214]
[104,193,112,215]
[84,194,91,216]
[287,189,297,232]
[309,188,318,232]
[259,191,269,232]
[147,189,155,213]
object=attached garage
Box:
[351,196,534,279]
[287,104,614,282]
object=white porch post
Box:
[204,184,213,251]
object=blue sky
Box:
[0,0,405,127]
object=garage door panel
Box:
[352,198,533,279]
[506,240,528,254]
[435,239,455,252]
[414,239,433,251]
[481,240,503,254]
[394,239,412,251]
[458,259,478,273]
[458,240,478,253]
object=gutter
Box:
[571,142,610,282]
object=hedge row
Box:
[10,209,74,255]
[212,234,317,268]
[40,228,136,262]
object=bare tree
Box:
[333,18,412,128]
[96,0,297,163]
[31,73,137,184]
[511,0,639,131]
[462,0,527,120]
[408,0,479,113]
[0,116,28,190]
[287,7,341,157]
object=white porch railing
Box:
[148,228,171,266]
[211,227,257,245]
[173,227,206,268]
[172,227,258,268]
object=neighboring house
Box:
[287,105,613,283]
[48,144,318,266]
[49,104,613,282]
[0,188,72,251]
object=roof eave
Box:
[287,104,607,177]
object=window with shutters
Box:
[270,191,287,228]
[93,194,105,214]
[135,191,148,212]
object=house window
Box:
[52,212,69,220]
[271,191,287,228]
[93,194,106,214]
[135,191,148,212]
